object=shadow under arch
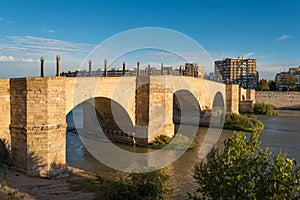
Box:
[173,90,201,127]
[66,96,135,145]
[210,91,225,128]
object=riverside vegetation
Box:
[105,131,300,199]
[147,134,195,150]
[224,113,264,133]
[105,169,172,200]
[254,102,278,116]
[189,131,300,199]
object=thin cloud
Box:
[20,57,38,63]
[3,35,94,55]
[0,17,13,24]
[243,52,255,58]
[0,35,95,68]
[0,55,15,61]
[276,34,292,41]
[42,29,64,33]
[257,60,300,80]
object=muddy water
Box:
[67,110,300,199]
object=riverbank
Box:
[0,165,106,200]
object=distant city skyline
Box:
[0,0,299,80]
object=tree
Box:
[105,169,172,200]
[257,79,270,91]
[287,75,298,91]
[190,131,300,200]
[268,80,277,91]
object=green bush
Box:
[148,134,195,150]
[105,169,172,200]
[190,131,300,199]
[148,135,171,149]
[254,103,278,116]
[224,113,264,133]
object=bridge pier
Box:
[225,84,239,113]
[135,77,174,145]
[0,79,11,163]
[9,78,66,177]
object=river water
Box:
[66,110,300,199]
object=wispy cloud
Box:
[0,35,95,64]
[0,55,15,61]
[276,34,292,41]
[257,60,300,80]
[42,29,64,33]
[0,35,96,77]
[243,52,255,58]
[0,17,13,24]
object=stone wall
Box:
[239,100,254,113]
[225,84,239,113]
[10,77,66,176]
[255,91,300,109]
[148,80,174,142]
[0,79,10,143]
[0,79,11,163]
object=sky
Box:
[0,0,299,79]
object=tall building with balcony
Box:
[274,66,300,91]
[214,56,258,89]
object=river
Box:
[66,110,300,199]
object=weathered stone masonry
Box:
[0,76,245,176]
[10,77,66,176]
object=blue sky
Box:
[0,0,299,79]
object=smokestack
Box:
[179,66,182,76]
[40,57,44,77]
[122,62,126,76]
[89,60,92,77]
[56,55,60,76]
[148,64,151,76]
[136,61,140,77]
[104,58,108,77]
[161,63,164,75]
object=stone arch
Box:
[173,89,201,126]
[212,92,225,110]
[84,97,134,134]
[65,77,136,127]
[67,96,135,144]
[210,91,225,127]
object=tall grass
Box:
[254,103,278,116]
[148,134,195,150]
[224,113,264,133]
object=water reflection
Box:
[66,110,300,199]
[258,110,300,163]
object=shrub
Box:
[148,134,195,150]
[254,103,278,116]
[105,169,172,200]
[190,131,300,199]
[148,135,171,149]
[224,113,264,133]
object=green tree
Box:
[190,131,300,200]
[268,80,277,91]
[105,169,172,200]
[257,79,270,91]
[287,75,298,91]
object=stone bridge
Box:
[0,76,252,176]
